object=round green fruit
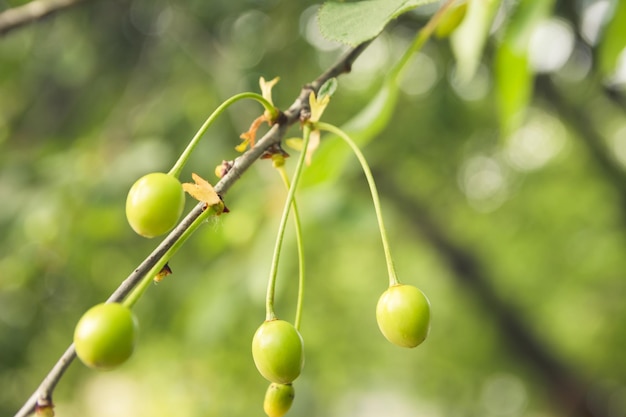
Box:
[252,319,304,384]
[125,172,185,238]
[264,383,295,417]
[376,284,430,348]
[74,303,137,370]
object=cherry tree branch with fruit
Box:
[14,40,377,417]
[6,0,626,416]
[12,1,485,416]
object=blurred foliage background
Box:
[1,0,626,416]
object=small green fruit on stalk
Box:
[74,303,137,370]
[264,383,295,417]
[376,284,431,348]
[125,172,185,238]
[252,319,304,384]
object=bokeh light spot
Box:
[459,153,508,212]
[505,110,567,171]
[528,19,575,73]
[480,373,528,416]
[399,52,440,97]
[581,0,611,46]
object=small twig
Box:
[14,43,367,417]
[0,0,87,36]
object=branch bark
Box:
[14,42,370,417]
[0,0,87,36]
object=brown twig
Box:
[0,0,87,36]
[13,42,368,417]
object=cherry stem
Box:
[168,92,278,179]
[122,203,224,309]
[274,160,306,331]
[315,122,399,287]
[265,125,311,321]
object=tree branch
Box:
[536,76,626,226]
[0,0,87,36]
[14,43,368,417]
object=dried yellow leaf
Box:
[183,173,221,206]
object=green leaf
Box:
[317,0,438,46]
[434,2,468,39]
[494,43,531,138]
[493,0,555,137]
[450,0,501,83]
[598,0,626,78]
[318,78,338,100]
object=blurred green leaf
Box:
[434,2,468,39]
[494,0,555,136]
[450,0,501,83]
[317,0,438,46]
[598,0,626,78]
[494,42,531,139]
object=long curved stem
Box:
[315,122,399,287]
[275,164,306,331]
[168,92,277,179]
[265,126,311,321]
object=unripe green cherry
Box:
[252,319,304,384]
[125,172,185,238]
[74,303,138,370]
[376,284,430,348]
[264,383,295,417]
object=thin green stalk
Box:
[122,204,223,308]
[168,92,277,179]
[265,126,311,321]
[315,122,399,287]
[387,0,457,85]
[275,164,306,331]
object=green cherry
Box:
[264,383,295,417]
[74,303,138,370]
[376,284,430,348]
[252,319,304,384]
[125,172,185,238]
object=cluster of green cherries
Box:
[71,84,431,417]
[73,171,185,370]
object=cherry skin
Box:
[252,319,304,384]
[125,172,185,238]
[376,284,430,348]
[263,383,295,417]
[74,303,137,370]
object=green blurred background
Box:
[1,0,626,416]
